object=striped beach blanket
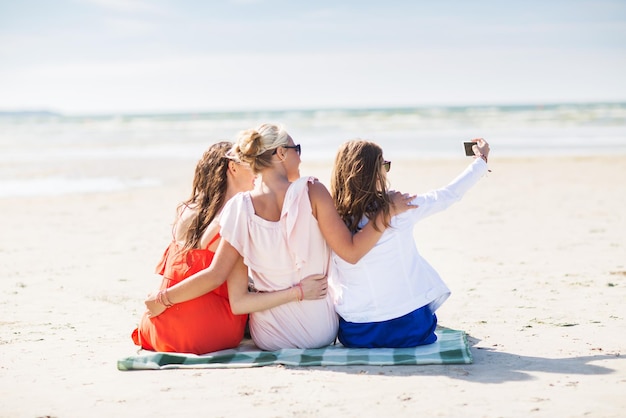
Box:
[117,327,472,371]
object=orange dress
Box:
[132,234,248,354]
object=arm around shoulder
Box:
[308,180,388,264]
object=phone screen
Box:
[463,142,475,156]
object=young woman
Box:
[329,138,490,348]
[132,141,256,354]
[144,124,416,350]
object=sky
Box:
[1,0,625,115]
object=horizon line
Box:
[1,100,625,118]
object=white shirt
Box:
[330,158,488,323]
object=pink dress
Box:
[220,176,338,350]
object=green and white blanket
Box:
[117,327,472,371]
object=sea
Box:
[1,102,625,197]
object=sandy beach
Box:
[1,153,625,418]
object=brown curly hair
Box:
[179,141,233,251]
[330,140,391,234]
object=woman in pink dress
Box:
[145,123,416,350]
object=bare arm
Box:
[228,267,328,315]
[145,238,241,317]
[309,181,416,264]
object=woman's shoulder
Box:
[284,176,322,199]
[224,190,251,210]
[296,176,325,191]
[292,175,319,188]
[285,177,328,209]
[304,177,331,201]
[220,192,253,225]
[173,204,196,242]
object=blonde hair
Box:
[330,139,391,233]
[229,123,291,173]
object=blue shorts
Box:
[338,305,438,348]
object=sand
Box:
[1,154,625,418]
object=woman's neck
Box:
[256,169,291,195]
[249,170,292,222]
[224,186,240,203]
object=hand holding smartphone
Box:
[463,139,492,172]
[463,141,476,156]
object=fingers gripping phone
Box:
[463,142,476,156]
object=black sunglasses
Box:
[383,160,391,172]
[272,144,301,156]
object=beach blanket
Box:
[118,327,471,371]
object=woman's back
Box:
[220,177,338,350]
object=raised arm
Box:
[309,181,416,264]
[144,238,241,318]
[410,138,490,221]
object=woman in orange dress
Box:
[131,141,256,354]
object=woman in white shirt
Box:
[329,138,490,348]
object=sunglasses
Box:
[272,144,301,156]
[382,160,391,172]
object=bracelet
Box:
[156,289,174,308]
[293,283,304,302]
[162,289,174,307]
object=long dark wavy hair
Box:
[330,140,391,234]
[178,141,233,251]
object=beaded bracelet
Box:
[156,289,174,308]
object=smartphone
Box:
[463,142,475,156]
